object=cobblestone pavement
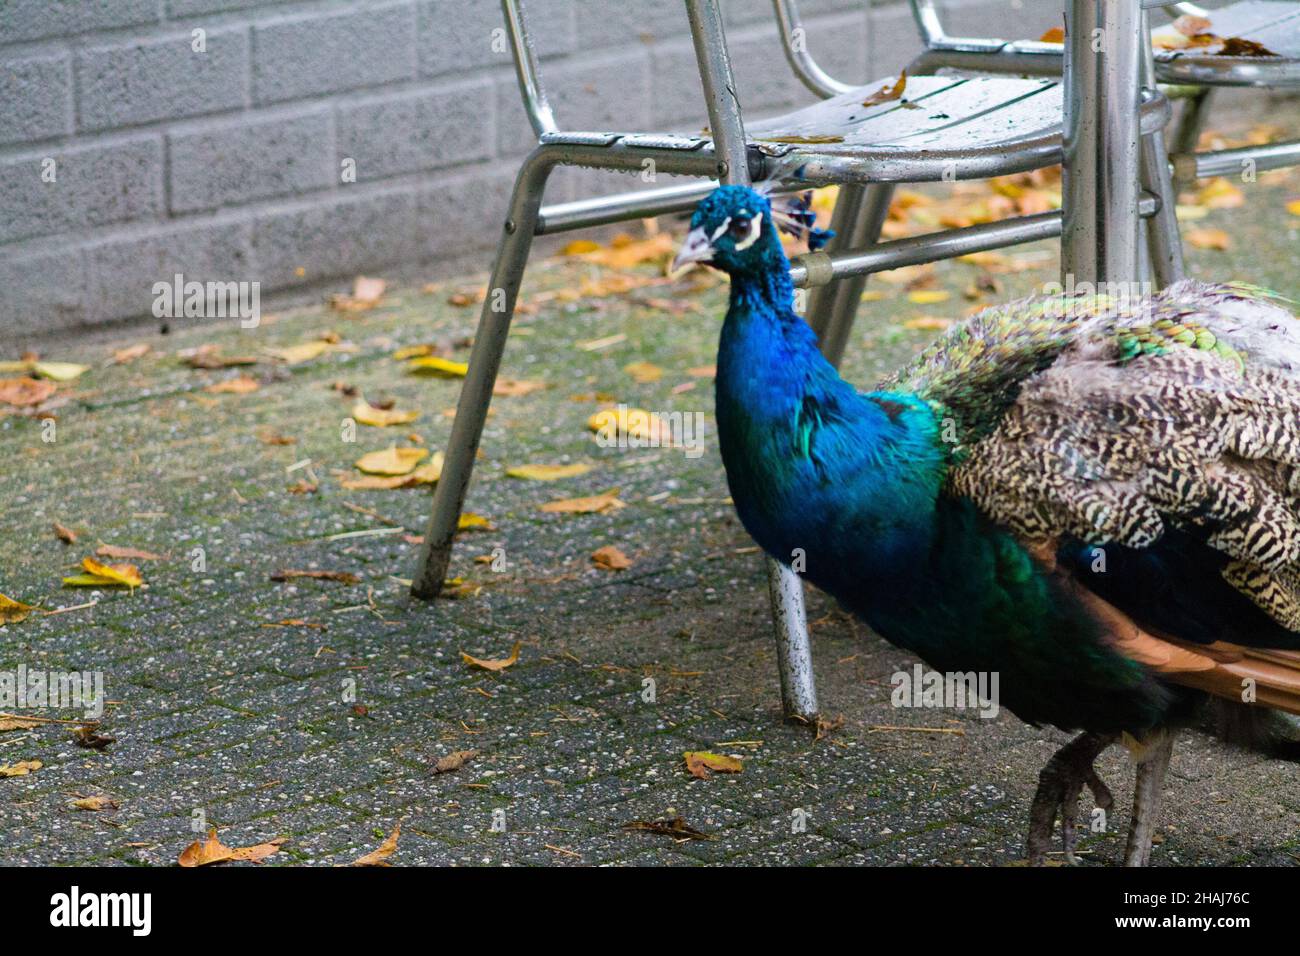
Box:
[3,162,1300,867]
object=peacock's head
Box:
[670,185,831,280]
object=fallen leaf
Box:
[458,512,494,531]
[759,133,845,145]
[586,407,674,445]
[342,451,443,489]
[95,544,162,561]
[287,479,318,494]
[493,377,548,397]
[0,377,56,407]
[331,275,387,312]
[461,642,522,672]
[181,347,258,369]
[112,343,151,364]
[440,577,481,599]
[258,430,296,446]
[576,333,628,352]
[433,749,479,774]
[63,557,144,589]
[687,365,716,379]
[1285,199,1300,217]
[1220,37,1278,57]
[205,375,260,394]
[684,751,744,779]
[574,232,675,270]
[406,356,468,377]
[623,361,663,383]
[354,446,427,475]
[352,823,401,865]
[0,759,41,777]
[70,795,118,811]
[562,239,601,255]
[622,817,713,840]
[906,289,950,305]
[1193,177,1244,209]
[506,463,593,481]
[0,593,35,626]
[31,361,88,382]
[1039,27,1064,43]
[591,545,632,571]
[179,830,234,867]
[862,70,906,107]
[1186,227,1231,250]
[815,714,846,741]
[269,340,333,364]
[902,316,952,331]
[53,521,77,544]
[351,400,419,427]
[73,726,116,750]
[270,569,361,584]
[1172,14,1213,37]
[0,716,42,731]
[539,489,625,514]
[229,838,287,863]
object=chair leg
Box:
[806,184,868,340]
[815,183,894,369]
[1170,87,1213,192]
[1141,126,1185,288]
[768,558,818,721]
[411,155,553,599]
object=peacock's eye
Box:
[727,216,752,240]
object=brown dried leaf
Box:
[862,70,906,107]
[0,716,42,731]
[70,795,118,811]
[73,726,116,750]
[53,521,77,544]
[270,569,361,584]
[111,343,152,364]
[622,817,713,840]
[0,759,43,778]
[539,489,625,515]
[1186,227,1231,250]
[205,375,260,395]
[0,377,56,407]
[591,545,632,571]
[352,823,401,865]
[229,838,287,863]
[492,377,548,397]
[461,642,522,672]
[433,749,479,774]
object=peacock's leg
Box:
[1123,729,1176,866]
[1026,731,1117,865]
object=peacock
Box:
[671,183,1300,866]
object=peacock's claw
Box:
[1026,731,1116,866]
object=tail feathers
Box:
[1204,699,1300,760]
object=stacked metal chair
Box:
[411,0,1183,723]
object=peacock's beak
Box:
[669,227,714,279]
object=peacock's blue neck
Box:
[714,259,947,603]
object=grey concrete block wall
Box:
[0,0,1055,344]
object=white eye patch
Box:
[710,217,731,241]
[732,215,762,251]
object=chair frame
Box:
[410,0,1179,724]
[906,0,1300,188]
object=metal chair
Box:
[410,0,1179,725]
[908,0,1300,190]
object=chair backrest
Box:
[908,0,1197,51]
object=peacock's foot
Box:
[1026,731,1117,866]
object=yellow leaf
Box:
[0,759,42,777]
[393,344,435,360]
[354,446,428,476]
[1175,204,1209,221]
[269,340,333,364]
[573,232,675,270]
[112,343,151,364]
[0,592,35,625]
[1039,27,1064,42]
[903,316,953,331]
[562,239,602,255]
[31,361,89,382]
[539,489,625,514]
[859,289,888,302]
[684,751,744,779]
[1186,227,1231,250]
[351,401,420,427]
[506,463,593,481]
[352,823,401,866]
[63,557,143,589]
[586,407,674,445]
[1286,199,1300,217]
[1194,177,1244,209]
[461,641,522,672]
[623,361,663,383]
[458,512,494,531]
[906,290,950,305]
[406,356,468,377]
